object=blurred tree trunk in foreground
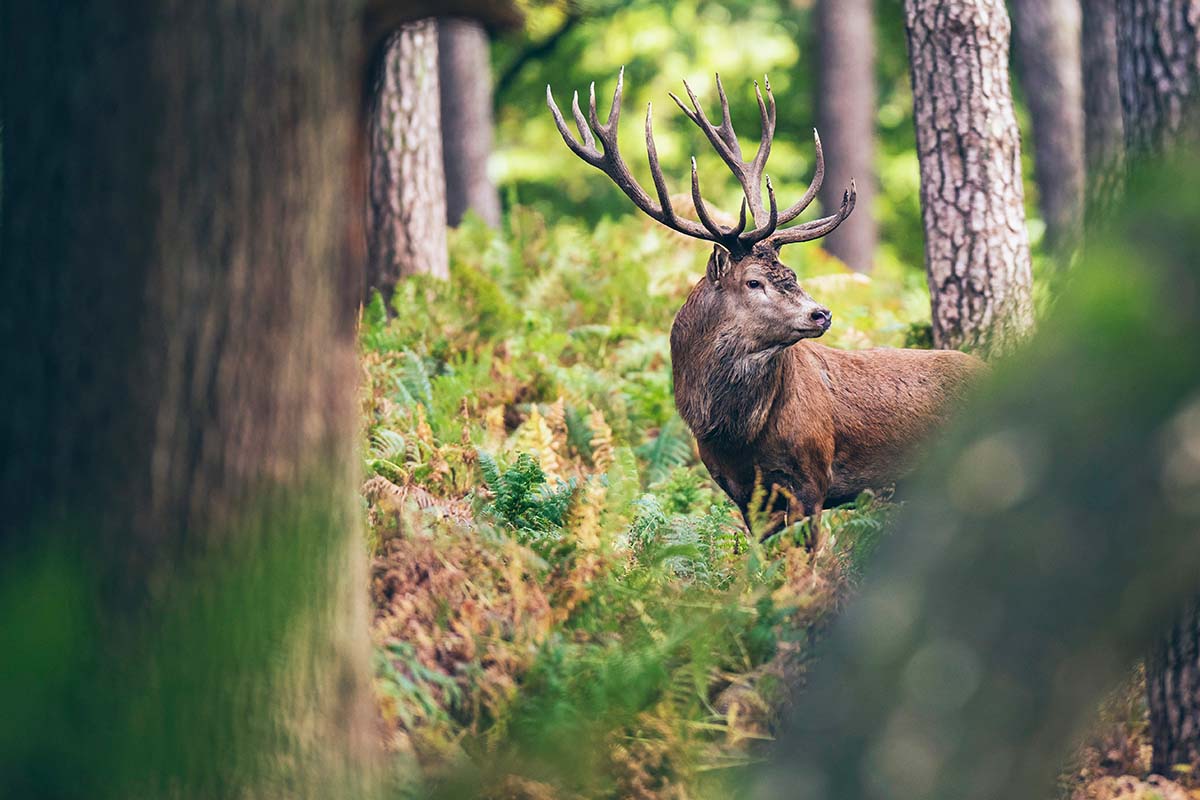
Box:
[813,0,877,272]
[1,3,377,797]
[1081,0,1125,226]
[439,17,502,227]
[903,0,1034,355]
[1115,0,1200,778]
[753,153,1200,800]
[368,19,449,300]
[1009,0,1085,258]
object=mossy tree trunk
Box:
[2,3,377,796]
[903,0,1035,355]
[1009,0,1085,258]
[1115,0,1200,778]
[813,0,877,273]
[367,19,450,300]
[439,17,502,228]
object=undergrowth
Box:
[361,208,921,799]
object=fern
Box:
[636,415,694,486]
[477,451,575,557]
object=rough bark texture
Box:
[1009,0,1085,256]
[439,17,502,227]
[754,154,1200,800]
[2,2,375,796]
[1149,602,1200,775]
[1116,0,1200,158]
[1115,0,1200,780]
[903,0,1035,355]
[1082,0,1126,225]
[368,20,449,298]
[814,0,878,272]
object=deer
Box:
[547,70,984,546]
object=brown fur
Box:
[671,243,983,539]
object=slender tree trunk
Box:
[1009,0,1085,257]
[1115,0,1200,779]
[368,19,449,299]
[1,3,377,797]
[439,17,502,228]
[1116,0,1200,157]
[903,0,1035,355]
[813,0,877,272]
[1082,0,1125,226]
[1149,602,1200,775]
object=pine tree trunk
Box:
[813,0,877,272]
[1149,602,1200,775]
[368,19,450,299]
[1116,0,1200,158]
[903,0,1035,355]
[1082,0,1125,226]
[439,17,502,228]
[2,3,376,796]
[1115,0,1200,780]
[1009,0,1085,257]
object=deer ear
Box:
[707,246,731,284]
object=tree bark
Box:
[1082,0,1125,226]
[439,17,502,228]
[1009,0,1085,257]
[903,0,1035,355]
[1116,0,1200,158]
[368,19,450,299]
[813,0,878,272]
[1149,602,1200,775]
[1115,0,1200,780]
[2,3,376,796]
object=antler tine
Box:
[768,180,857,249]
[645,101,678,224]
[547,85,602,166]
[775,129,826,226]
[749,77,776,175]
[713,74,743,159]
[690,157,730,239]
[570,91,595,151]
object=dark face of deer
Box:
[707,247,832,352]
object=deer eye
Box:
[746,279,763,290]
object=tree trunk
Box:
[1009,0,1085,257]
[1149,602,1200,775]
[1116,0,1200,158]
[2,3,376,796]
[1081,0,1125,226]
[903,0,1035,355]
[368,19,449,300]
[439,17,502,228]
[1115,0,1200,780]
[813,0,878,272]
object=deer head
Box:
[547,69,855,353]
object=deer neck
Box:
[672,320,790,446]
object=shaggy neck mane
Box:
[671,286,787,445]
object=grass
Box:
[360,207,923,798]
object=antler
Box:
[547,70,855,257]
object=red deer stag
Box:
[547,71,983,544]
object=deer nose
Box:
[810,308,832,328]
